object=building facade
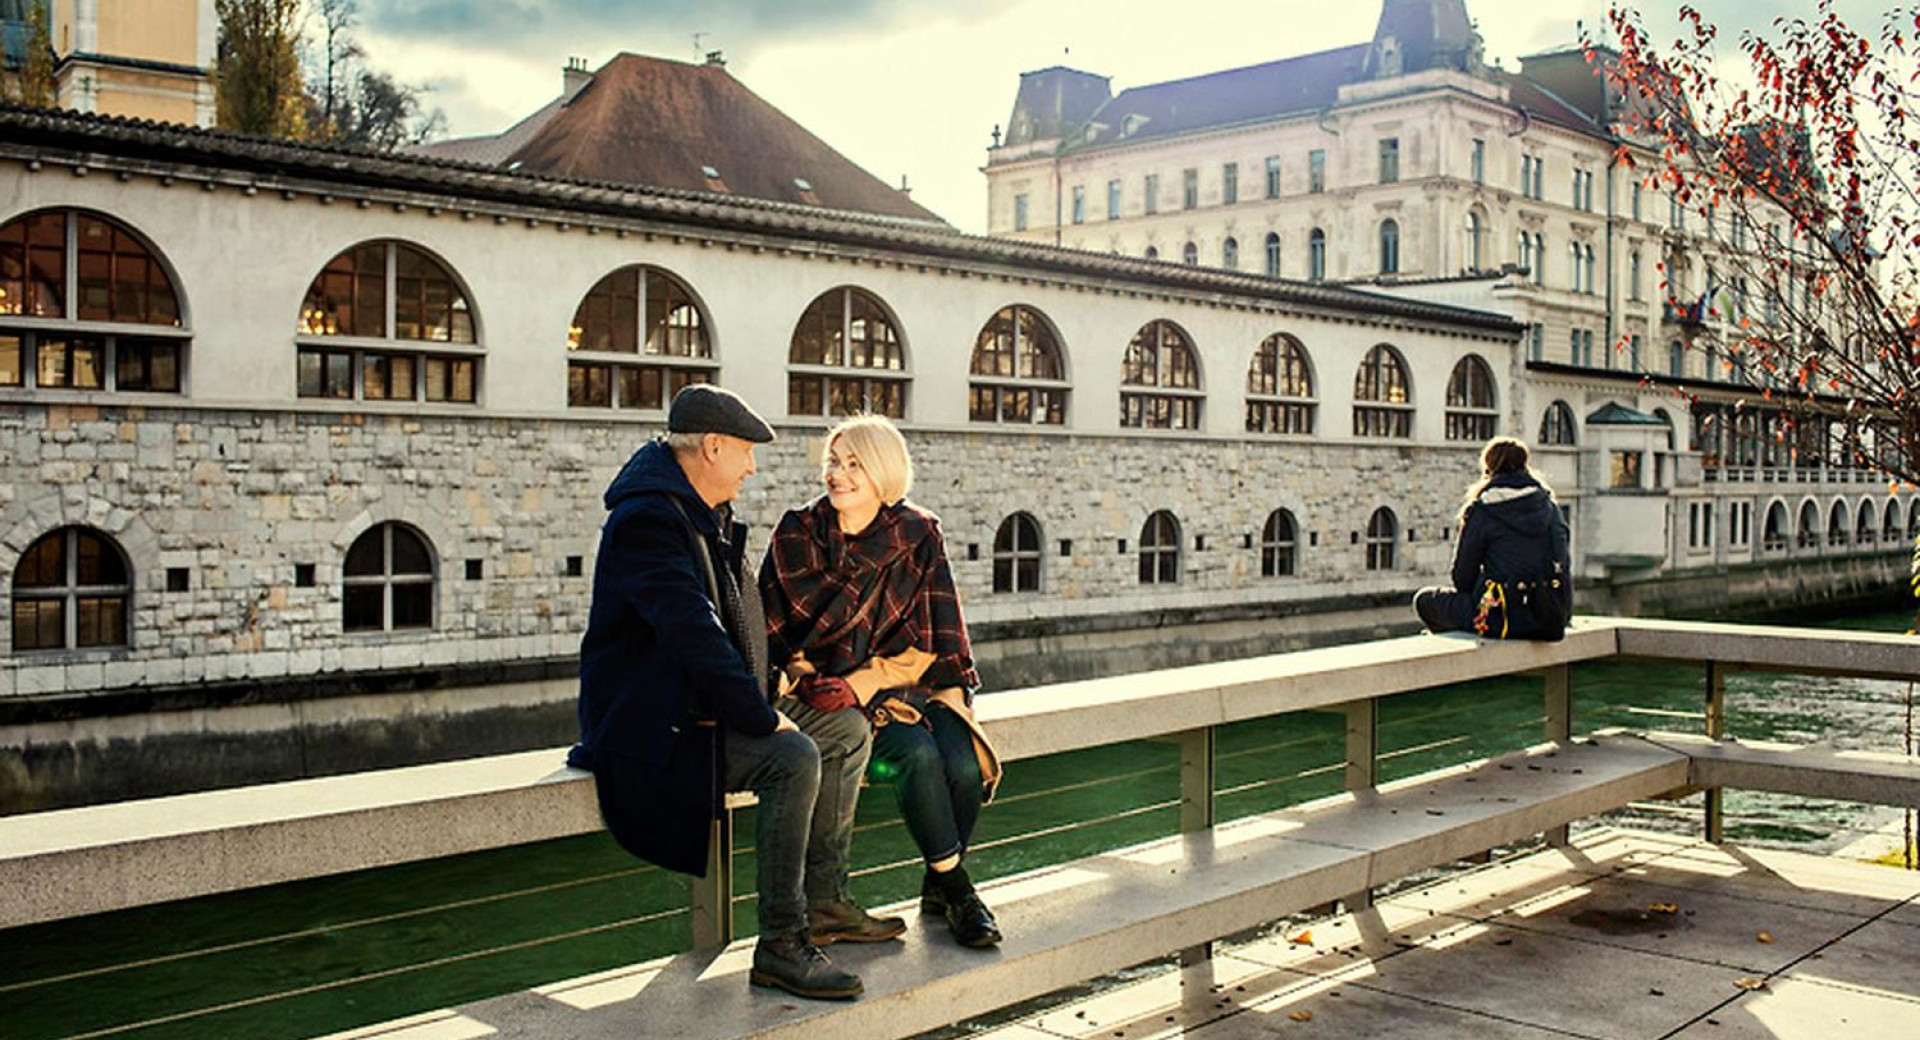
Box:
[45,0,214,126]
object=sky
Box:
[351,0,1888,234]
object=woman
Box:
[760,415,1004,949]
[1413,436,1572,640]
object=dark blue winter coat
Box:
[568,440,778,877]
[1452,471,1573,638]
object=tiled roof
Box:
[412,93,568,168]
[1502,70,1602,136]
[1069,46,1370,151]
[0,103,1521,338]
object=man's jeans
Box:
[723,702,871,937]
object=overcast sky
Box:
[353,0,1888,233]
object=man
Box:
[569,385,900,1001]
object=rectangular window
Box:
[568,362,612,407]
[297,348,354,399]
[1308,150,1325,193]
[1570,329,1582,365]
[1471,138,1485,184]
[1530,323,1544,362]
[0,333,21,386]
[1070,185,1085,225]
[1630,251,1642,301]
[424,356,477,403]
[116,339,181,392]
[1533,155,1544,199]
[1610,451,1643,488]
[1633,182,1643,220]
[1629,334,1643,371]
[1265,156,1281,198]
[362,353,417,401]
[1222,162,1238,204]
[1182,168,1198,209]
[1107,179,1121,219]
[1144,174,1159,214]
[1378,138,1399,183]
[1013,193,1029,232]
[36,335,104,389]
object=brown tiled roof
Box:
[491,53,943,224]
[1501,69,1602,136]
[1069,46,1370,152]
[412,93,568,167]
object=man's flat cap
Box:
[667,385,776,443]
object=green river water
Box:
[3,607,1915,1040]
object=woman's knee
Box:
[876,725,941,777]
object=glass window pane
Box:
[76,595,127,647]
[1,334,22,386]
[344,531,384,576]
[13,598,64,650]
[37,338,69,387]
[390,582,433,628]
[389,527,433,575]
[343,585,385,631]
[15,533,65,588]
[74,531,126,586]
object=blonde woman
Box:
[1414,436,1572,640]
[760,415,1004,949]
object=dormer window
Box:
[1121,114,1147,138]
[793,178,814,192]
[700,165,721,179]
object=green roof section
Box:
[1585,402,1670,426]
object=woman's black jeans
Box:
[871,703,983,864]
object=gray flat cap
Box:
[667,384,775,443]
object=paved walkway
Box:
[975,829,1920,1039]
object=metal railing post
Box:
[1176,726,1216,966]
[1543,664,1573,847]
[690,808,734,948]
[1704,661,1727,843]
[1342,699,1378,910]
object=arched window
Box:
[1540,401,1577,446]
[1669,341,1685,377]
[1144,246,1160,261]
[1464,210,1484,272]
[1139,510,1180,584]
[788,286,907,418]
[1182,241,1199,265]
[1246,333,1315,434]
[1378,219,1400,275]
[1885,499,1903,544]
[992,513,1043,593]
[1264,232,1281,278]
[1260,509,1298,577]
[297,241,479,402]
[343,522,435,633]
[1221,237,1239,270]
[1120,320,1202,430]
[970,304,1068,425]
[1353,344,1413,438]
[1444,355,1497,442]
[1796,501,1820,550]
[1856,500,1876,545]
[0,209,186,393]
[1762,501,1788,553]
[1910,499,1920,539]
[1365,507,1397,571]
[1533,233,1546,284]
[1517,230,1533,273]
[565,265,714,410]
[10,527,130,651]
[1308,228,1326,281]
[1828,501,1850,547]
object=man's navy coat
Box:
[569,440,777,876]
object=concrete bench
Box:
[317,734,1691,1040]
[1639,730,1920,807]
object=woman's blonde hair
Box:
[822,414,914,505]
[1458,436,1552,523]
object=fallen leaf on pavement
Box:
[1646,903,1680,914]
[1756,931,1775,943]
[1735,977,1767,991]
[1289,1010,1313,1022]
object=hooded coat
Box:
[569,440,777,876]
[1447,471,1573,639]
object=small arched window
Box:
[1144,245,1160,261]
[1365,507,1397,571]
[992,513,1043,593]
[1139,510,1180,584]
[1264,232,1281,278]
[1884,499,1903,544]
[1182,241,1199,265]
[10,527,131,651]
[0,209,187,394]
[1379,219,1400,275]
[1221,237,1239,270]
[1246,333,1315,434]
[1856,500,1876,545]
[788,286,907,418]
[1464,210,1484,272]
[1763,502,1788,553]
[343,522,436,633]
[1444,355,1497,442]
[970,304,1067,425]
[1120,320,1202,430]
[1669,341,1685,377]
[1353,344,1412,438]
[1909,499,1920,539]
[297,241,479,402]
[1796,501,1820,550]
[1828,501,1850,547]
[566,265,714,410]
[1540,401,1577,446]
[1308,228,1327,281]
[1260,509,1298,577]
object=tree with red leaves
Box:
[1599,1,1920,485]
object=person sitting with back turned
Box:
[568,384,877,1001]
[1413,436,1573,641]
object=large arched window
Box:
[297,241,479,403]
[1378,219,1400,275]
[343,522,435,633]
[1353,344,1412,438]
[969,304,1067,425]
[1464,209,1485,272]
[1308,228,1326,281]
[1762,501,1788,553]
[566,265,714,410]
[1540,401,1577,446]
[1121,320,1202,430]
[1221,237,1239,270]
[788,287,907,418]
[1365,507,1397,571]
[1139,510,1180,584]
[0,209,186,393]
[10,527,131,652]
[1444,355,1497,442]
[1796,501,1820,550]
[1828,501,1850,547]
[1246,333,1315,434]
[992,512,1043,593]
[1264,232,1281,278]
[1260,509,1298,577]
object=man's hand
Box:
[774,710,799,733]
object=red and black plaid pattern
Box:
[760,497,980,699]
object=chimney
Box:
[563,56,592,102]
[705,50,727,67]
